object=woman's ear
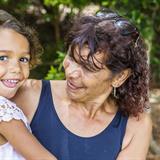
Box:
[111,68,131,87]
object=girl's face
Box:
[0,28,30,99]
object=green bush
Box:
[45,51,65,80]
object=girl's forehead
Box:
[0,28,30,54]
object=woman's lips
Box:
[67,80,83,91]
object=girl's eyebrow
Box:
[0,50,12,53]
[0,50,30,54]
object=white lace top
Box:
[0,96,31,160]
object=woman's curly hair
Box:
[66,9,150,117]
[0,10,43,68]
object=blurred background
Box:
[0,0,159,159]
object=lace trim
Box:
[0,96,31,131]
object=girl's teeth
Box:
[5,80,18,83]
[1,80,19,88]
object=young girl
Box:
[0,10,57,160]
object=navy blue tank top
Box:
[30,80,128,160]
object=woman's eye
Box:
[20,57,30,63]
[0,56,8,61]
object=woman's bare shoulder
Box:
[50,80,69,105]
[50,80,67,95]
[118,112,152,159]
[22,79,41,90]
[50,80,66,87]
[128,112,152,129]
[12,79,42,121]
[125,112,152,141]
[14,79,42,101]
[122,111,152,150]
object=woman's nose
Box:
[68,69,81,79]
[63,57,81,78]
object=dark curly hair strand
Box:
[66,10,150,117]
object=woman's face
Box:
[0,28,30,99]
[63,45,114,102]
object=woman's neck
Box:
[69,96,117,119]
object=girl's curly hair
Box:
[66,9,150,117]
[0,10,43,68]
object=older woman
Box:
[13,9,152,160]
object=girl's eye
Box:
[0,56,8,61]
[20,57,30,63]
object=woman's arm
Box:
[116,113,152,160]
[0,119,57,160]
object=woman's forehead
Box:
[68,44,108,71]
[71,45,106,61]
[74,45,89,58]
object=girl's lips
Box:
[1,79,19,88]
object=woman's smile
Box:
[67,80,85,92]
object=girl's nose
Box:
[9,60,21,74]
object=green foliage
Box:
[45,65,65,80]
[0,0,9,4]
[44,0,71,6]
[45,51,65,80]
